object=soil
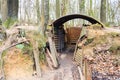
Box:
[2,27,120,80]
[3,47,77,80]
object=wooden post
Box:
[33,41,41,77]
[78,66,85,80]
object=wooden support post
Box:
[78,66,85,80]
[33,41,41,77]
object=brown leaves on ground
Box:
[88,53,120,79]
[76,28,120,79]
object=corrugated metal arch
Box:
[51,14,104,28]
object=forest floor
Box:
[3,47,120,80]
[3,46,77,80]
[1,27,120,80]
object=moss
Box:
[2,50,7,58]
[39,51,46,63]
[90,23,102,29]
[22,43,33,55]
[109,44,120,54]
[27,31,46,48]
[0,42,2,46]
[90,35,108,47]
[3,17,18,29]
[84,38,94,46]
[25,31,47,62]
[107,32,120,38]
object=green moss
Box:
[107,32,120,38]
[91,35,108,47]
[39,51,46,63]
[28,31,46,48]
[84,38,94,46]
[90,23,102,29]
[109,44,120,54]
[2,50,7,58]
[0,42,2,46]
[22,43,33,55]
[3,18,18,29]
[25,31,47,62]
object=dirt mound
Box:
[75,28,120,80]
[3,48,36,80]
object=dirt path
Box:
[41,51,75,80]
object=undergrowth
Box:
[3,17,18,29]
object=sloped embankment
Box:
[75,28,120,80]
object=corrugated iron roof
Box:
[51,14,104,28]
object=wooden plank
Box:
[66,27,82,44]
[47,32,59,68]
[78,66,84,80]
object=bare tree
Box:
[8,0,18,18]
[100,0,106,24]
[56,0,60,18]
[1,0,8,22]
[44,0,49,35]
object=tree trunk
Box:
[7,0,18,18]
[100,0,106,24]
[79,0,85,14]
[61,0,67,16]
[1,0,8,22]
[40,0,44,34]
[36,0,40,24]
[56,0,60,18]
[40,0,49,35]
[44,0,49,35]
[1,0,18,22]
[0,0,1,17]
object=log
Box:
[0,39,28,54]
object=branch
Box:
[0,40,29,54]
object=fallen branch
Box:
[0,39,29,54]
